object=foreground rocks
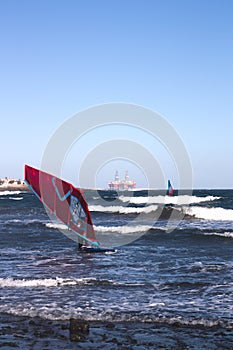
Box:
[0,313,233,349]
[69,318,89,341]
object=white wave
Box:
[6,219,22,223]
[89,204,159,214]
[6,219,46,225]
[1,304,231,328]
[9,197,23,200]
[148,302,165,307]
[0,277,97,288]
[185,206,233,221]
[119,195,219,206]
[94,224,152,234]
[0,191,21,196]
[46,222,154,234]
[202,231,233,239]
[0,277,59,288]
[45,222,68,230]
[46,222,158,234]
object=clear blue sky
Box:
[0,0,232,188]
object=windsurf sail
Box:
[24,165,99,247]
[167,180,174,196]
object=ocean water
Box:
[0,189,233,349]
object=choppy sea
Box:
[0,189,233,349]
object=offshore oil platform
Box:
[108,171,136,191]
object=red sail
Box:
[24,165,98,247]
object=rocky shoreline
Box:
[1,314,233,349]
[0,184,29,192]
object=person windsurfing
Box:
[167,180,174,196]
[24,165,115,253]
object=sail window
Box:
[70,195,87,228]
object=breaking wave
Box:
[45,222,153,234]
[4,219,47,226]
[185,206,233,221]
[0,191,21,196]
[44,221,233,239]
[119,195,219,205]
[9,197,23,201]
[94,225,152,234]
[0,302,232,329]
[89,204,159,214]
[45,222,68,230]
[201,231,233,239]
[0,277,101,288]
[0,277,147,289]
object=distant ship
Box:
[108,171,136,191]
